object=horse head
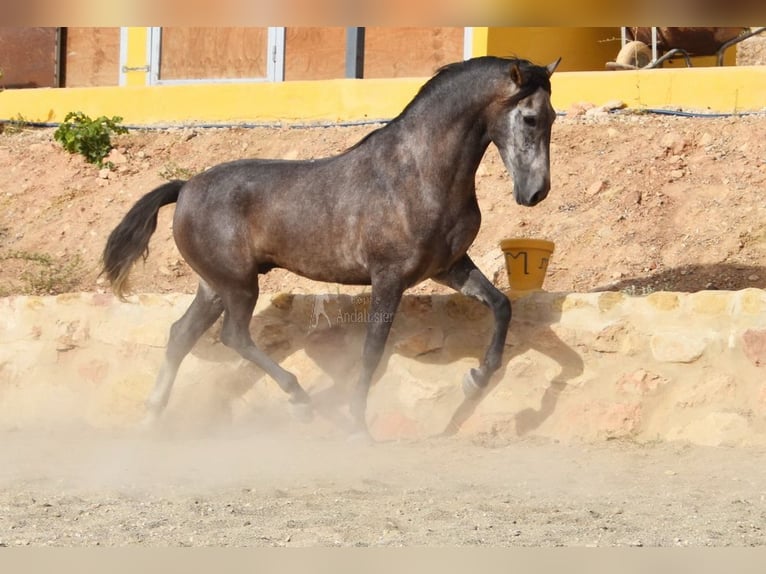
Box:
[488,58,560,207]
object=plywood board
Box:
[284,27,346,81]
[159,27,269,80]
[0,27,58,89]
[62,27,120,87]
[363,27,464,78]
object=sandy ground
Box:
[2,42,766,546]
[1,426,765,547]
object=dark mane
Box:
[344,57,551,152]
[403,56,552,114]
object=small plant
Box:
[158,162,198,181]
[3,113,30,134]
[54,111,128,167]
[0,250,85,295]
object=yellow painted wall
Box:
[1,65,765,127]
[486,27,622,71]
[0,78,426,126]
[550,66,766,112]
[481,27,737,70]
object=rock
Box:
[269,293,294,311]
[617,369,668,395]
[689,291,731,315]
[646,292,680,311]
[736,289,766,315]
[598,292,625,312]
[399,296,433,316]
[98,168,111,179]
[742,329,766,367]
[650,332,707,363]
[445,295,486,320]
[602,99,626,111]
[668,412,751,447]
[587,180,606,195]
[566,102,594,117]
[394,327,444,357]
[55,319,90,351]
[585,107,609,118]
[660,132,688,154]
[255,321,291,353]
[564,400,642,440]
[106,149,128,165]
[593,322,631,353]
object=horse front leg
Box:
[349,279,405,438]
[435,255,511,398]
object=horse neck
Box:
[397,96,493,192]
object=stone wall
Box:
[1,290,765,446]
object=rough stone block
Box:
[598,292,625,312]
[650,331,707,363]
[689,291,731,315]
[646,292,680,311]
[394,327,444,358]
[742,329,766,367]
[617,369,668,396]
[445,294,488,321]
[593,322,632,353]
[667,411,751,447]
[561,295,592,312]
[735,289,766,315]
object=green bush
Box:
[53,111,128,167]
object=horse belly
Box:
[258,224,373,285]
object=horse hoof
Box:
[462,369,485,399]
[289,401,314,423]
[347,429,375,445]
[138,411,159,429]
[134,412,162,437]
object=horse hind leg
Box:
[218,282,312,419]
[145,281,225,425]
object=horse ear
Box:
[510,62,524,86]
[546,57,562,77]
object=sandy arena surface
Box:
[1,426,766,547]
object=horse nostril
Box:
[530,188,549,206]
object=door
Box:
[0,27,60,88]
[148,27,284,84]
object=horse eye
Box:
[523,115,537,127]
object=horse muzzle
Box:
[514,181,550,207]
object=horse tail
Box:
[101,180,185,300]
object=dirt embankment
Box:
[1,112,765,298]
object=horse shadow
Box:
[593,263,766,293]
[426,293,585,438]
[178,290,584,439]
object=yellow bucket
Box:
[499,238,555,292]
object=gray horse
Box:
[102,56,561,437]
